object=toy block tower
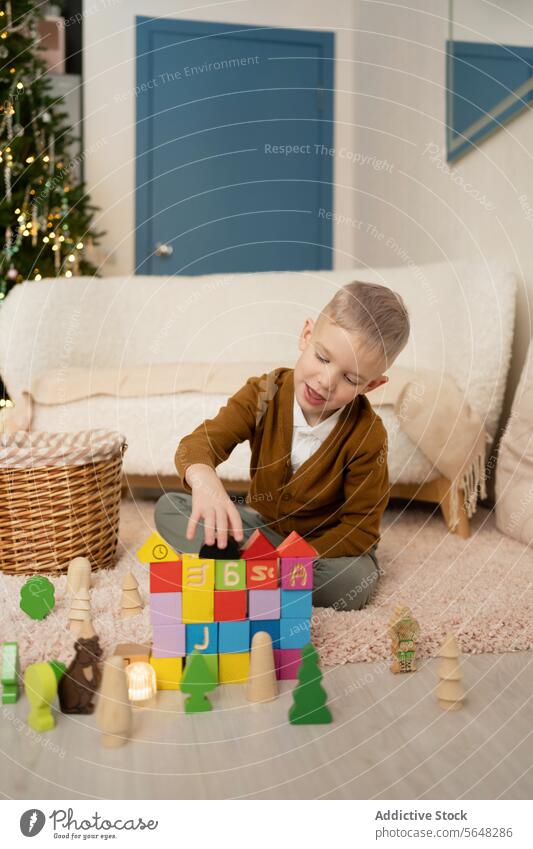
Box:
[276,532,316,679]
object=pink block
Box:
[150,592,182,626]
[249,589,280,620]
[280,557,314,590]
[151,623,186,658]
[274,648,302,679]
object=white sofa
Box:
[0,262,516,528]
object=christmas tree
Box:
[181,651,217,713]
[0,0,104,303]
[289,642,332,725]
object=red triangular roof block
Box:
[276,531,318,558]
[240,529,278,560]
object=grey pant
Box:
[154,492,381,611]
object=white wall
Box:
[353,0,533,421]
[82,0,358,275]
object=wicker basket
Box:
[0,429,127,575]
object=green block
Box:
[1,641,19,704]
[215,559,246,590]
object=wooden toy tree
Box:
[95,656,132,747]
[120,571,144,619]
[69,587,91,631]
[181,651,217,713]
[436,633,465,711]
[289,642,332,725]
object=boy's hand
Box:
[185,463,244,550]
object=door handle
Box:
[154,242,174,257]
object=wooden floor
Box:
[2,650,533,800]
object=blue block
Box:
[219,621,250,654]
[281,590,312,620]
[280,617,310,649]
[185,622,218,655]
[250,619,280,649]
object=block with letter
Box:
[150,656,183,690]
[280,617,311,649]
[215,559,246,590]
[250,618,280,649]
[182,587,214,623]
[281,589,312,620]
[186,623,218,655]
[219,652,250,683]
[182,554,215,590]
[149,561,182,594]
[214,590,247,622]
[280,558,314,590]
[218,621,250,654]
[249,589,280,620]
[150,592,182,626]
[151,623,186,658]
[246,561,279,590]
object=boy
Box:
[155,281,410,611]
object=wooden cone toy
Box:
[68,587,91,632]
[95,655,132,747]
[436,632,465,711]
[120,571,143,619]
[246,631,278,703]
[66,556,92,596]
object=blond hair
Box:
[322,281,410,365]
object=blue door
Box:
[135,18,334,275]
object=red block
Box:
[214,590,247,621]
[274,648,302,679]
[246,560,279,590]
[150,560,182,593]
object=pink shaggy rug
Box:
[1,498,532,672]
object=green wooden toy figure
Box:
[19,576,55,620]
[289,642,332,725]
[181,651,216,713]
[24,660,66,732]
[1,642,19,704]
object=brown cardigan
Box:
[175,367,390,558]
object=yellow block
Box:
[150,656,183,690]
[182,588,214,623]
[219,652,250,684]
[182,554,215,589]
[136,531,180,564]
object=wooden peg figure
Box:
[120,571,143,619]
[68,587,91,632]
[66,556,92,596]
[390,605,420,673]
[436,632,465,710]
[246,631,278,703]
[95,655,132,747]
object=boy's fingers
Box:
[186,512,199,540]
[203,509,216,545]
[228,505,244,540]
[215,507,229,549]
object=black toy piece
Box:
[58,636,103,714]
[199,537,242,560]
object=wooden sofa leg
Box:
[438,483,470,539]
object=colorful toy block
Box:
[182,554,215,589]
[182,587,214,623]
[1,641,19,704]
[240,529,278,560]
[280,617,311,649]
[149,561,182,594]
[280,558,314,590]
[186,623,218,655]
[276,531,317,558]
[281,589,312,620]
[250,619,280,648]
[246,561,279,590]
[219,652,250,683]
[149,592,182,626]
[151,624,186,658]
[274,648,302,680]
[249,589,280,620]
[214,590,247,621]
[150,657,183,690]
[215,559,246,590]
[137,531,180,563]
[218,621,250,654]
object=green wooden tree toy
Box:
[1,641,19,704]
[19,576,55,620]
[181,651,217,713]
[289,642,332,725]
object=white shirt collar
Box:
[293,394,345,437]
